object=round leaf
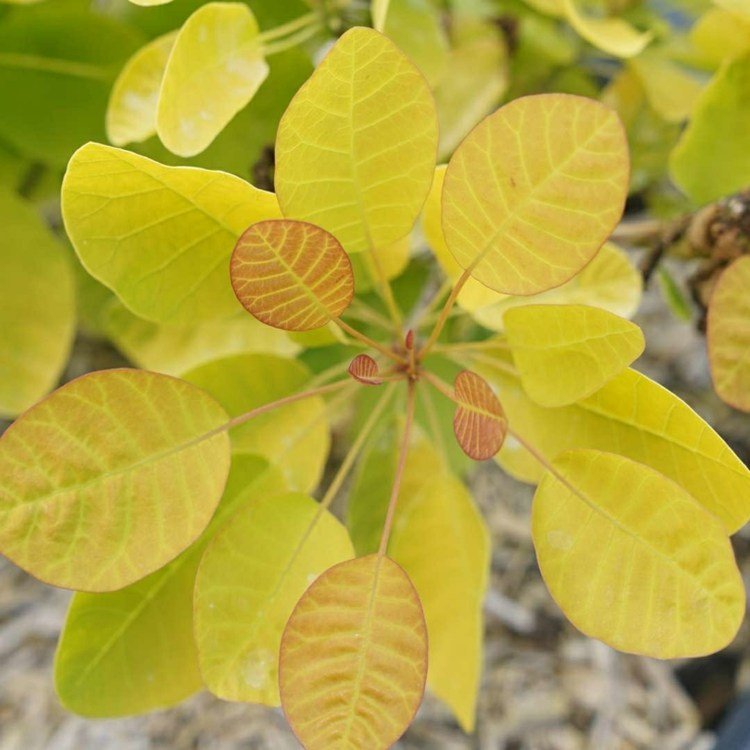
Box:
[280,554,428,750]
[230,219,354,331]
[453,370,508,460]
[348,353,382,385]
[533,449,745,658]
[442,94,629,296]
[0,369,231,591]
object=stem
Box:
[419,385,448,462]
[308,359,354,388]
[362,250,403,334]
[419,266,473,358]
[347,300,394,333]
[378,380,417,556]
[433,339,510,353]
[421,369,456,403]
[410,277,452,331]
[262,21,323,56]
[335,318,407,364]
[258,11,318,43]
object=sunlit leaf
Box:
[708,256,750,412]
[690,9,750,69]
[0,187,75,418]
[181,353,329,492]
[54,455,284,717]
[275,27,438,255]
[452,370,508,460]
[279,554,427,749]
[670,54,750,204]
[714,0,750,20]
[348,353,382,385]
[533,449,745,657]
[442,94,629,296]
[230,219,355,331]
[106,32,176,147]
[504,304,645,406]
[194,491,353,704]
[471,349,750,533]
[0,369,231,591]
[157,2,268,157]
[62,143,280,324]
[350,235,410,292]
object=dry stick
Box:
[377,380,417,557]
[335,317,407,365]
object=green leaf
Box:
[181,353,329,492]
[472,350,750,533]
[533,449,744,657]
[275,27,438,255]
[0,187,75,417]
[62,143,280,324]
[157,2,268,157]
[54,454,284,717]
[504,304,645,407]
[0,5,143,166]
[194,491,354,704]
[670,54,750,204]
[0,369,231,591]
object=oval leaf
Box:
[194,491,354,704]
[62,143,280,324]
[453,370,508,460]
[348,353,382,385]
[504,303,645,406]
[0,369,231,591]
[275,27,438,255]
[708,256,750,411]
[533,449,745,658]
[156,2,269,157]
[442,94,629,295]
[280,554,428,750]
[230,219,354,331]
[106,31,176,147]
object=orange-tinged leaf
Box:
[453,370,508,460]
[279,554,428,750]
[230,220,354,331]
[0,370,231,592]
[708,256,750,412]
[442,94,628,295]
[348,353,382,385]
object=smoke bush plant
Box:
[1,24,749,750]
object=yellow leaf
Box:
[279,554,427,749]
[103,301,298,376]
[54,455,284,717]
[452,369,508,460]
[533,449,744,657]
[715,0,750,20]
[181,353,329,492]
[128,0,173,5]
[0,187,75,418]
[708,256,750,411]
[156,2,268,157]
[230,219,355,331]
[350,235,410,292]
[471,349,750,533]
[106,32,176,148]
[690,9,750,69]
[0,369,231,591]
[194,491,354,704]
[275,27,438,255]
[562,0,652,58]
[62,143,280,324]
[442,94,629,296]
[504,304,645,406]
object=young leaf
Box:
[54,455,283,717]
[452,370,508,460]
[472,350,750,533]
[157,2,269,157]
[441,94,629,295]
[0,369,231,591]
[62,143,280,324]
[0,188,75,418]
[106,31,176,148]
[230,219,355,331]
[181,353,329,492]
[533,449,745,658]
[504,304,645,407]
[275,27,438,255]
[348,353,382,385]
[194,491,354,704]
[670,54,750,204]
[708,256,750,412]
[279,554,428,750]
